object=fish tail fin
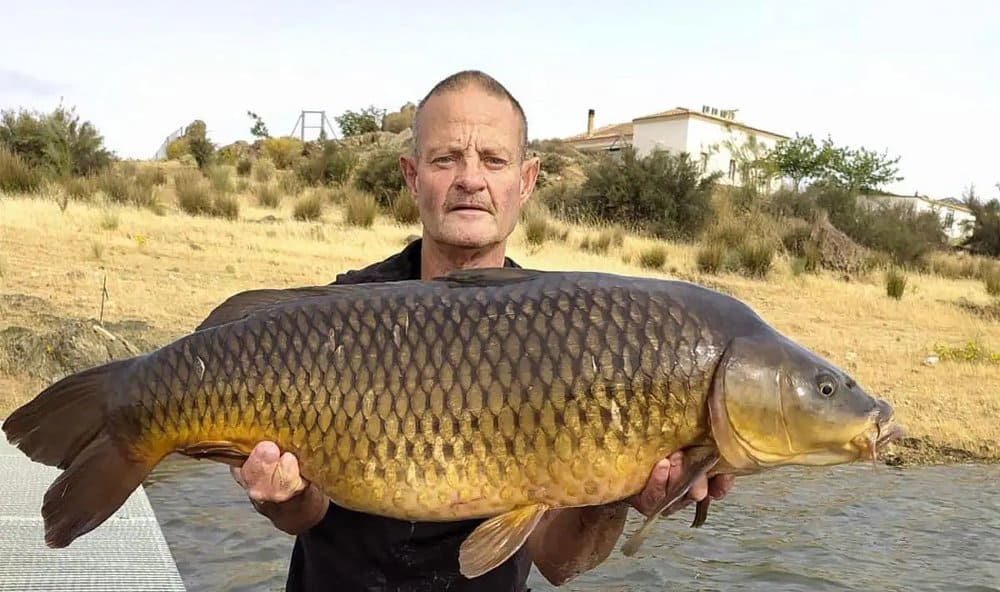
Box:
[42,433,155,547]
[2,359,132,469]
[2,358,156,547]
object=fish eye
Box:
[817,375,838,397]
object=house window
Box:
[700,153,709,173]
[728,159,737,182]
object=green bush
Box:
[298,141,357,186]
[533,181,584,220]
[175,169,238,219]
[696,243,727,274]
[985,266,1000,297]
[390,189,420,224]
[737,240,775,279]
[0,105,113,178]
[344,189,377,227]
[576,147,719,240]
[263,136,305,170]
[885,267,907,300]
[0,146,42,193]
[96,170,155,209]
[236,159,252,177]
[254,183,281,208]
[293,191,324,221]
[637,245,667,269]
[353,149,406,207]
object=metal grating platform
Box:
[1,420,186,591]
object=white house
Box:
[563,105,789,191]
[860,192,977,244]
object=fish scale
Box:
[3,269,903,578]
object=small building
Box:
[860,192,977,244]
[563,105,789,191]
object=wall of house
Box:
[684,117,783,189]
[633,116,784,191]
[632,119,687,158]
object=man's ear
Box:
[400,153,419,195]
[519,155,540,205]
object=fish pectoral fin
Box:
[177,441,252,467]
[459,503,550,579]
[691,498,711,528]
[621,448,720,557]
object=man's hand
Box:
[231,441,329,535]
[629,450,735,517]
[231,441,308,503]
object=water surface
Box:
[144,461,999,591]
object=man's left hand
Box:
[629,450,735,517]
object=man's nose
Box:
[454,156,487,194]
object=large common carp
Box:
[3,269,902,578]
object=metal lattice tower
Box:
[290,110,338,142]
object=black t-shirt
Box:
[283,239,534,592]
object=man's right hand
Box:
[231,441,329,535]
[231,441,308,503]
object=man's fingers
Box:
[708,474,736,500]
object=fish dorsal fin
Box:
[195,286,352,331]
[438,268,544,287]
[459,503,550,579]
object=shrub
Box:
[236,159,252,177]
[299,141,357,186]
[96,170,155,209]
[696,243,727,274]
[962,193,1000,257]
[0,105,113,177]
[885,267,907,300]
[533,181,584,220]
[137,165,167,188]
[62,176,96,201]
[166,138,189,161]
[293,191,324,221]
[253,158,275,183]
[353,149,406,207]
[737,240,775,279]
[985,266,1000,297]
[174,169,237,219]
[254,183,281,208]
[0,146,42,193]
[206,165,234,194]
[577,147,719,240]
[390,189,420,224]
[344,189,377,227]
[580,227,624,254]
[637,246,667,269]
[263,136,305,170]
[279,172,305,197]
[523,213,550,246]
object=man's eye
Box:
[484,157,506,167]
[432,155,455,165]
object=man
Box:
[230,70,735,591]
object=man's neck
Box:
[420,237,507,279]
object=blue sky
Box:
[2,0,996,198]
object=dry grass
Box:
[0,194,998,461]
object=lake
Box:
[143,460,999,591]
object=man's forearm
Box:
[527,502,628,586]
[251,483,330,535]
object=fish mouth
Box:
[854,400,905,462]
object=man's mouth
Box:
[449,203,490,213]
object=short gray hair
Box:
[411,70,528,160]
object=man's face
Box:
[400,85,539,250]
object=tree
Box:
[961,184,1000,257]
[247,111,270,139]
[0,104,113,177]
[184,119,215,169]
[824,142,903,193]
[335,106,385,137]
[764,133,831,192]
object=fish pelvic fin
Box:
[42,433,156,548]
[621,447,720,557]
[459,503,550,579]
[177,440,252,467]
[2,358,131,470]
